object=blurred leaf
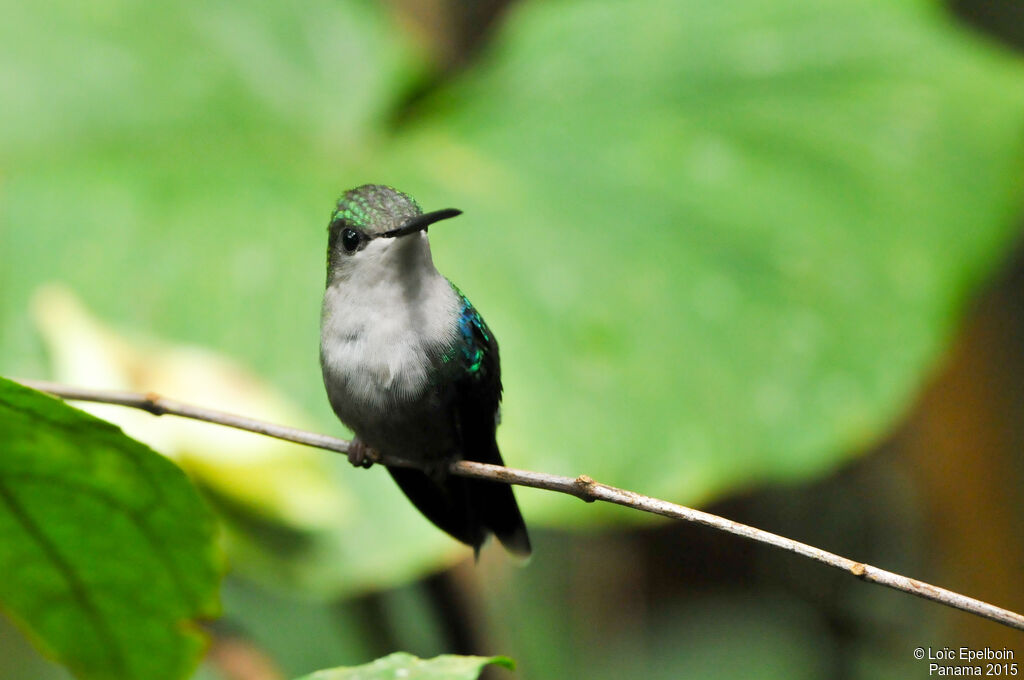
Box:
[3,0,1024,596]
[0,377,221,680]
[31,284,351,577]
[485,536,826,680]
[294,653,514,680]
[217,576,369,678]
[28,284,461,596]
[1,0,461,597]
[382,0,1024,520]
[0,0,413,152]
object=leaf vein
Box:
[0,476,128,675]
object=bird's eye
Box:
[341,228,361,253]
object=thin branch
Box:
[16,378,1024,632]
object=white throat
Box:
[320,233,460,407]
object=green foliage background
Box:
[2,0,1023,678]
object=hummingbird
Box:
[320,184,531,557]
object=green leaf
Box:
[0,377,221,680]
[294,653,514,680]
[380,0,1024,520]
[0,0,414,152]
[4,0,1024,596]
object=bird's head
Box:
[326,184,461,284]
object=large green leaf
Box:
[294,653,514,680]
[0,378,221,680]
[380,0,1024,520]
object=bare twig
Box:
[16,378,1024,632]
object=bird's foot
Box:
[423,459,451,483]
[347,438,375,469]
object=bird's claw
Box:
[347,438,375,468]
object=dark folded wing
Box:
[451,297,531,556]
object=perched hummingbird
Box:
[320,184,531,556]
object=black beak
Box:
[380,208,462,239]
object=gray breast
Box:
[320,266,462,459]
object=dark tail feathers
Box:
[388,466,531,557]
